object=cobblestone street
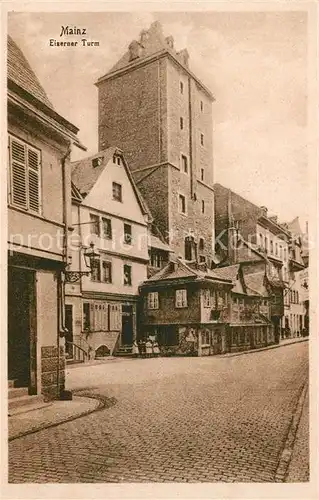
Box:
[8,342,309,483]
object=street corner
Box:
[8,394,102,441]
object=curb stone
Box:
[8,391,117,442]
[219,338,308,358]
[274,380,308,482]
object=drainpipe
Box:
[57,141,72,398]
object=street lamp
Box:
[64,242,100,282]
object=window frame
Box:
[178,193,187,215]
[180,154,188,174]
[175,289,188,308]
[123,264,132,286]
[112,181,122,202]
[148,292,159,310]
[102,260,112,283]
[90,213,100,236]
[9,134,42,214]
[102,217,112,240]
[124,222,133,245]
[90,257,101,282]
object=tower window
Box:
[200,133,204,146]
[199,238,205,250]
[201,200,205,214]
[200,101,204,112]
[179,194,186,214]
[180,81,184,94]
[181,154,188,174]
[200,168,204,181]
[180,117,184,130]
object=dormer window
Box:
[92,157,103,168]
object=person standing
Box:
[145,338,153,358]
[153,340,160,357]
[132,340,139,358]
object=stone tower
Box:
[96,21,215,264]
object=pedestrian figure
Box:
[153,341,160,357]
[132,340,139,358]
[140,339,146,358]
[145,338,153,358]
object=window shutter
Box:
[10,138,27,209]
[27,148,40,212]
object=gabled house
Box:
[65,148,152,359]
[214,184,287,342]
[139,256,273,356]
[7,36,84,400]
[139,259,234,356]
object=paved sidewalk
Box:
[8,395,100,441]
[221,336,308,358]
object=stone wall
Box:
[41,345,65,400]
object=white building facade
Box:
[65,148,149,360]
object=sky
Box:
[8,10,309,227]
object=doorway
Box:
[8,267,37,392]
[65,305,74,358]
[121,305,133,345]
[213,329,222,354]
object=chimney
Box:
[129,40,142,61]
[165,35,174,49]
[178,48,190,67]
[260,206,268,217]
[139,29,148,46]
[150,21,163,35]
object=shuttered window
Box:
[9,135,41,213]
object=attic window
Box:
[113,155,121,165]
[92,157,103,168]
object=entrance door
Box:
[121,305,133,345]
[65,305,74,358]
[213,329,222,354]
[8,267,37,392]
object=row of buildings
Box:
[7,22,309,400]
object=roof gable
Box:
[72,148,150,223]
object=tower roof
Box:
[96,21,214,100]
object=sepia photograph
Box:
[2,2,316,495]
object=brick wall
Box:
[169,166,214,261]
[137,165,170,242]
[214,183,261,244]
[98,58,167,170]
[41,345,65,400]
